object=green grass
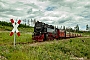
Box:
[82,31,90,36]
[0,25,34,45]
[0,32,33,45]
[0,37,90,60]
[77,31,90,36]
[0,25,12,31]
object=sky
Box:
[0,0,90,30]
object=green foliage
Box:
[86,24,88,30]
[0,25,13,31]
[0,25,34,32]
[0,21,33,29]
[0,37,90,60]
[0,32,33,45]
[0,21,12,27]
[0,23,90,60]
[74,24,79,32]
[79,31,90,36]
[66,27,74,32]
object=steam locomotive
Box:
[32,21,66,41]
[32,21,81,41]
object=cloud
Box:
[0,0,90,30]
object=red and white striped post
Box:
[10,19,21,47]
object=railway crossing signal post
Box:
[10,19,21,47]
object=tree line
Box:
[0,20,89,32]
[60,24,90,33]
[0,21,32,28]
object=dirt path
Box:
[77,36,90,38]
[27,36,90,47]
[0,31,10,32]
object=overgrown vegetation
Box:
[0,32,33,45]
[0,37,90,60]
[0,21,90,60]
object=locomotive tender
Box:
[32,21,67,41]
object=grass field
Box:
[0,25,90,60]
[0,32,33,45]
[0,37,90,60]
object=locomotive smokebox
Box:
[34,21,44,33]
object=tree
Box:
[34,19,36,24]
[25,19,26,26]
[86,24,88,30]
[63,26,65,30]
[28,19,30,26]
[22,19,27,27]
[75,24,79,32]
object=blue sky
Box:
[0,0,90,30]
[45,6,56,11]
